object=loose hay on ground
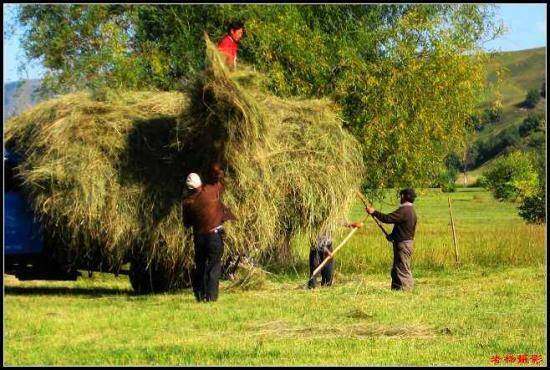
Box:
[246,320,439,340]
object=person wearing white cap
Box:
[182,165,235,302]
[185,172,202,190]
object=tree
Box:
[518,145,546,224]
[17,5,139,95]
[469,113,484,132]
[480,151,539,202]
[445,152,462,173]
[14,4,502,191]
[523,88,541,108]
[481,105,502,125]
[434,169,458,192]
[518,189,546,224]
[518,114,543,137]
[432,152,462,192]
[527,131,546,150]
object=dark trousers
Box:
[391,240,414,291]
[193,231,224,302]
[308,247,334,289]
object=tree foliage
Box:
[468,126,522,167]
[518,187,546,224]
[518,114,544,137]
[432,152,462,192]
[523,88,541,109]
[480,151,540,203]
[517,144,546,224]
[14,4,501,190]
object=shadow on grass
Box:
[4,286,133,297]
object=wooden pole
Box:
[463,146,469,187]
[355,190,390,239]
[307,214,369,284]
[448,196,460,264]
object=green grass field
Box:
[4,188,547,365]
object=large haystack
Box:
[4,37,363,292]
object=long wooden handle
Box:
[355,190,390,238]
[309,214,369,281]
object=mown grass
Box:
[3,267,546,365]
[3,188,547,365]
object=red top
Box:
[217,34,238,67]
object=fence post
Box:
[448,196,460,265]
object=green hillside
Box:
[486,47,545,104]
[466,47,546,175]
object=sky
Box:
[3,3,547,84]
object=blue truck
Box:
[4,149,80,281]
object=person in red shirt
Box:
[217,21,245,69]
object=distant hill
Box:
[3,79,43,123]
[466,47,546,174]
[488,47,545,104]
[480,47,545,138]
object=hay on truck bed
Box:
[4,36,364,293]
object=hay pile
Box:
[4,36,363,288]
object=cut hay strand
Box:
[245,321,439,340]
[227,258,270,291]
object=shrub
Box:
[518,144,546,224]
[481,106,502,125]
[435,168,458,193]
[469,114,484,132]
[523,88,541,108]
[481,151,539,202]
[518,188,546,224]
[473,176,488,188]
[527,130,546,150]
[518,114,542,137]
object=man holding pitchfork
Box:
[365,188,418,291]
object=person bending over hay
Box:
[308,221,364,289]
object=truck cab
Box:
[4,149,79,281]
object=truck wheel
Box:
[129,256,191,294]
